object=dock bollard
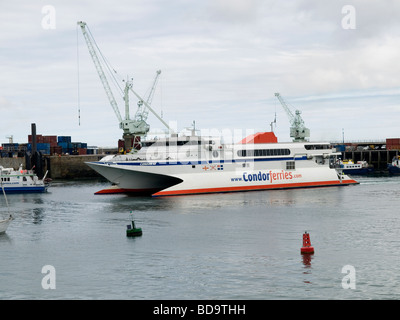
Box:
[301,231,314,254]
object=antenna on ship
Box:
[184,121,198,136]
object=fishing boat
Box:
[87,131,359,197]
[388,156,400,174]
[0,164,50,193]
[339,159,374,175]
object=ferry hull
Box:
[152,167,358,196]
[86,162,183,195]
[152,179,358,197]
[87,161,358,197]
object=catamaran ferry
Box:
[86,131,358,197]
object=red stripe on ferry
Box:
[152,179,358,197]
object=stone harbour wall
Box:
[48,155,105,179]
[0,155,105,179]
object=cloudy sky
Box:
[1,0,400,147]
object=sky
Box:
[1,0,400,147]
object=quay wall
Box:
[0,157,24,170]
[47,155,105,179]
[0,155,105,179]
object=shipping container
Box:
[18,144,28,152]
[43,136,58,147]
[333,144,346,152]
[57,142,73,154]
[27,143,50,154]
[28,134,43,143]
[43,135,57,142]
[50,146,63,155]
[1,143,19,151]
[87,147,98,155]
[386,138,400,146]
[78,148,87,155]
[58,136,72,143]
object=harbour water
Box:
[1,175,400,300]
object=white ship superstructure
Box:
[86,132,358,196]
[0,165,49,193]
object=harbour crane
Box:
[77,21,172,151]
[274,92,310,142]
[135,70,162,131]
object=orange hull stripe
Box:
[95,188,126,194]
[152,179,358,197]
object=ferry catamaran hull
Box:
[87,132,358,196]
[87,162,183,195]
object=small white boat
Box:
[0,164,50,193]
[0,215,13,234]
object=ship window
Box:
[152,140,188,146]
[286,161,295,170]
[141,141,155,147]
[305,144,330,150]
[237,149,290,157]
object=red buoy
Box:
[301,231,314,254]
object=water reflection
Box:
[301,253,313,284]
[0,232,12,243]
[31,207,45,224]
[301,253,313,267]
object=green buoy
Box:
[126,211,142,237]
